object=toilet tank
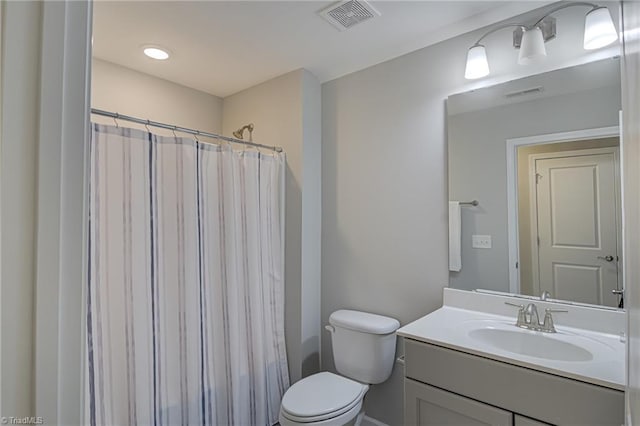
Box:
[328,310,400,384]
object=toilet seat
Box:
[280,372,368,423]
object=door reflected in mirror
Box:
[447,57,622,308]
[515,137,621,307]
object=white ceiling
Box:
[92,1,548,98]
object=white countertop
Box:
[397,289,626,391]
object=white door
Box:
[535,151,620,307]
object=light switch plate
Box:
[472,235,492,249]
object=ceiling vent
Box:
[318,0,381,31]
[505,86,544,99]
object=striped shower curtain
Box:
[86,124,289,426]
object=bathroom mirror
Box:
[447,57,622,308]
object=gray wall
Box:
[320,25,493,426]
[320,7,621,424]
[448,86,620,293]
[322,43,456,425]
[92,58,223,133]
[300,71,322,378]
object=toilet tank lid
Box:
[329,310,400,335]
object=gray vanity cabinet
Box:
[405,379,513,425]
[403,339,624,426]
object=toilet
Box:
[279,310,400,426]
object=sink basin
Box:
[397,300,626,389]
[468,328,594,362]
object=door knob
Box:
[612,289,624,295]
[597,255,614,262]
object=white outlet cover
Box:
[472,235,492,249]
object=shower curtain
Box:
[86,124,289,426]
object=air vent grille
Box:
[319,0,381,31]
[505,86,544,99]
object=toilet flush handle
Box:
[325,325,335,333]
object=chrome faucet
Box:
[505,302,567,333]
[524,303,540,326]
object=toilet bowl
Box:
[279,310,400,426]
[279,372,369,426]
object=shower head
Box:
[233,123,254,141]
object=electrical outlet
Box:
[472,235,492,249]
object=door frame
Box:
[527,147,621,298]
[505,126,619,294]
[33,2,92,423]
[0,0,4,411]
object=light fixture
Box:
[464,2,618,80]
[464,23,527,80]
[518,27,547,65]
[143,46,170,60]
[464,45,490,79]
[584,7,618,50]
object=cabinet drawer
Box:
[405,339,624,425]
[405,378,513,426]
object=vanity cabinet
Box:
[405,379,512,425]
[404,339,624,426]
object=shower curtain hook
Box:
[247,140,260,153]
[145,120,151,133]
[172,126,178,138]
[113,114,119,128]
[218,137,230,148]
[194,131,200,143]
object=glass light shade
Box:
[143,47,170,60]
[464,45,489,79]
[518,27,546,65]
[584,7,618,50]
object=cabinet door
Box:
[405,379,513,426]
[405,339,624,425]
[514,415,551,426]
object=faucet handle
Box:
[542,308,567,333]
[504,302,524,310]
[505,302,526,327]
[545,308,568,314]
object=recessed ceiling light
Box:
[143,46,170,60]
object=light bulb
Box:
[464,45,490,79]
[143,46,170,60]
[584,7,618,50]
[518,27,547,65]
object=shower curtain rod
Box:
[91,108,283,153]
